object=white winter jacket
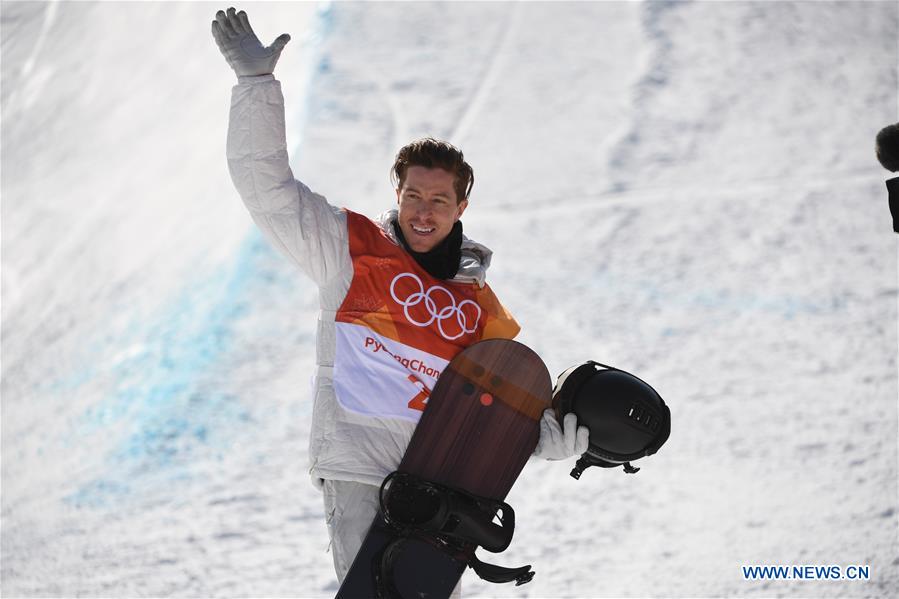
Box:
[226,75,518,488]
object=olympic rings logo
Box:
[389,272,482,341]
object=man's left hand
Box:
[533,409,589,460]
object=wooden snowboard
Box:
[336,338,552,599]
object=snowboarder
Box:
[875,122,899,233]
[211,6,588,589]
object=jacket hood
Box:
[375,208,493,288]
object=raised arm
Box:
[212,7,348,285]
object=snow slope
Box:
[2,1,897,597]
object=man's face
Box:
[396,166,468,253]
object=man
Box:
[875,122,899,233]
[211,6,587,587]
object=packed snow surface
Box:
[2,1,897,597]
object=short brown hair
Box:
[390,137,474,203]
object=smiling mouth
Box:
[411,225,436,234]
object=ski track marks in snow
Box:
[2,0,898,597]
[605,0,681,193]
[448,1,523,147]
[462,4,897,595]
[0,0,58,119]
[3,3,335,596]
[295,1,520,210]
[606,1,897,192]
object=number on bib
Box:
[407,374,431,412]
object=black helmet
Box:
[552,361,670,479]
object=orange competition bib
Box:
[332,210,518,422]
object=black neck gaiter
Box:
[393,219,463,280]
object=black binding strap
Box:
[379,472,515,552]
[468,553,535,586]
[375,472,536,595]
[374,536,535,597]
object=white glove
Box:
[533,409,590,460]
[211,7,291,78]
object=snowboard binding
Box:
[375,471,535,594]
[379,471,515,552]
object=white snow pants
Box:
[322,479,462,597]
